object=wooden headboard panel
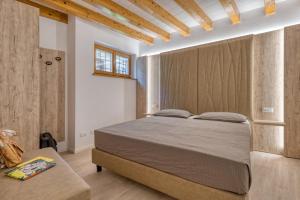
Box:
[160,48,198,114]
[160,36,253,118]
[197,36,253,118]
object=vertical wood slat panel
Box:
[197,36,253,118]
[40,48,65,142]
[284,25,300,158]
[160,49,198,114]
[136,56,147,118]
[0,0,39,151]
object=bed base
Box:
[92,148,248,200]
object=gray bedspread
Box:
[94,116,251,194]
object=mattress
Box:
[94,116,251,194]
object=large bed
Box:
[92,116,251,200]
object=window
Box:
[94,44,131,78]
[116,53,130,75]
[95,48,113,73]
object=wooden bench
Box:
[0,148,91,200]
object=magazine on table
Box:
[5,156,56,181]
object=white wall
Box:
[71,18,139,152]
[39,17,68,52]
[140,0,300,55]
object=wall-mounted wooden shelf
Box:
[253,120,285,126]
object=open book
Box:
[5,156,56,181]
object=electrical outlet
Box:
[262,107,274,113]
[80,132,87,137]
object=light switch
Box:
[262,107,274,113]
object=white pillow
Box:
[153,109,192,118]
[191,112,247,123]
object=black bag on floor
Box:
[40,132,57,151]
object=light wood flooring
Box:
[60,150,300,200]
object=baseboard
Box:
[71,144,94,154]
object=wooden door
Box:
[284,25,300,158]
[0,0,39,151]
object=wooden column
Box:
[252,30,284,155]
[136,57,147,118]
[284,24,300,158]
[0,0,40,151]
[147,55,160,113]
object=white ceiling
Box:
[78,0,286,39]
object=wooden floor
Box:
[60,150,300,200]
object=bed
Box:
[92,116,251,200]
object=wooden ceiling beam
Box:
[17,0,68,24]
[174,0,213,31]
[128,0,190,36]
[219,0,240,25]
[84,0,170,41]
[38,0,154,44]
[264,0,276,16]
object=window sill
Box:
[92,72,135,80]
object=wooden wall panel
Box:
[160,49,198,114]
[252,125,284,155]
[0,0,39,151]
[253,30,284,121]
[197,36,253,118]
[252,30,284,155]
[136,56,147,118]
[284,25,300,158]
[40,48,65,142]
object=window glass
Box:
[95,49,112,73]
[116,55,129,75]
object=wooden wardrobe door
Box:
[40,48,65,142]
[284,25,300,158]
[0,0,39,151]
